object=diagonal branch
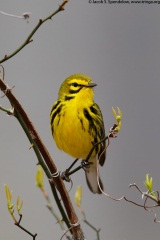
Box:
[0,79,84,240]
[0,0,68,63]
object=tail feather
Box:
[85,157,103,194]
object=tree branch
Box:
[0,0,68,64]
[0,79,84,239]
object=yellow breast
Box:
[53,98,95,159]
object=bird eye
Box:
[71,82,78,87]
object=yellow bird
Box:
[50,74,106,194]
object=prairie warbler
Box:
[50,74,106,194]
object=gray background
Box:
[1,1,160,239]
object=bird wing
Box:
[91,103,106,166]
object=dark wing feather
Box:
[89,103,106,166]
[94,103,106,166]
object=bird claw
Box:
[81,161,93,170]
[61,171,71,182]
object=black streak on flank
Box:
[77,112,85,132]
[51,125,54,136]
[50,101,61,116]
[90,105,98,115]
[83,108,100,154]
[83,108,96,133]
[83,108,93,123]
[50,103,63,128]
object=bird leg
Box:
[61,158,79,182]
[61,159,93,182]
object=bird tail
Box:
[85,156,103,194]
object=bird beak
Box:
[85,83,97,88]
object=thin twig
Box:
[41,186,70,235]
[0,11,31,21]
[129,184,159,204]
[14,215,37,240]
[0,0,68,63]
[82,213,100,240]
[124,183,160,211]
[95,128,124,201]
[0,105,14,115]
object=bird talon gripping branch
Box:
[61,171,71,182]
[81,161,93,170]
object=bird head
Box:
[58,74,97,101]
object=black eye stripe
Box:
[69,82,83,94]
[69,87,82,94]
[69,82,88,94]
[70,82,84,88]
[71,82,79,87]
